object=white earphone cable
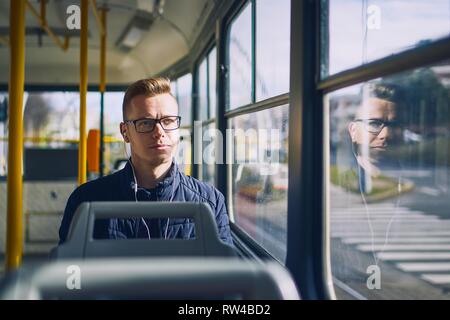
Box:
[124,140,173,240]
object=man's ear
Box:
[348,122,357,142]
[120,122,130,143]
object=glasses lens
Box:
[160,116,180,130]
[136,119,156,133]
[366,120,383,133]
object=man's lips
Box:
[149,144,171,150]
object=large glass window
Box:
[0,92,8,176]
[323,0,450,77]
[103,91,126,175]
[228,3,252,109]
[229,104,289,262]
[198,59,208,121]
[177,73,193,127]
[202,122,217,185]
[256,0,290,100]
[172,73,193,176]
[328,62,450,299]
[208,48,217,119]
[0,91,98,260]
[226,0,290,260]
[196,47,217,185]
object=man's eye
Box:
[162,118,175,125]
[141,120,154,126]
[368,120,383,128]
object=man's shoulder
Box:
[70,169,124,200]
[178,172,224,205]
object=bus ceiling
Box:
[0,0,211,85]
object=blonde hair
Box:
[122,77,174,120]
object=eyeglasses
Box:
[354,118,402,134]
[124,116,181,133]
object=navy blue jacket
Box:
[59,161,233,246]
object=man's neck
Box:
[356,155,380,178]
[131,156,173,189]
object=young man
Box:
[58,78,233,245]
[348,83,403,180]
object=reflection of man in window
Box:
[348,83,403,193]
[344,82,406,291]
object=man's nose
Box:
[152,122,166,138]
[377,126,391,140]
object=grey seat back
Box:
[0,258,300,300]
[53,202,236,259]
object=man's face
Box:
[348,97,399,162]
[120,93,180,166]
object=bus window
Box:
[208,47,217,120]
[229,105,289,262]
[323,0,450,77]
[228,3,252,110]
[172,73,193,176]
[255,0,290,101]
[103,91,126,175]
[0,92,8,176]
[197,48,217,185]
[328,62,450,299]
[176,73,193,128]
[198,58,208,122]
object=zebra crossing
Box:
[331,198,450,287]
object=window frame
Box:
[310,0,450,300]
[223,0,291,263]
[193,41,218,184]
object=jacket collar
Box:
[120,158,180,200]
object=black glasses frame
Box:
[353,118,402,134]
[124,116,181,133]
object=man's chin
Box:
[369,147,387,160]
[142,153,173,165]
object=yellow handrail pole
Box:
[89,0,106,37]
[99,7,107,176]
[100,8,107,92]
[25,0,69,51]
[6,0,26,271]
[78,0,88,185]
[40,0,46,26]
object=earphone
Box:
[122,136,172,240]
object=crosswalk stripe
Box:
[331,221,450,225]
[396,263,450,272]
[332,226,450,231]
[342,237,450,244]
[332,215,438,220]
[331,202,450,287]
[332,210,423,215]
[357,244,450,251]
[420,274,450,284]
[377,252,450,261]
[332,231,450,237]
[333,206,411,210]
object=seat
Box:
[0,258,300,300]
[52,202,236,259]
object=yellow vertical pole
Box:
[6,0,26,271]
[78,0,88,185]
[99,9,106,93]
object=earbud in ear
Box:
[122,131,129,143]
